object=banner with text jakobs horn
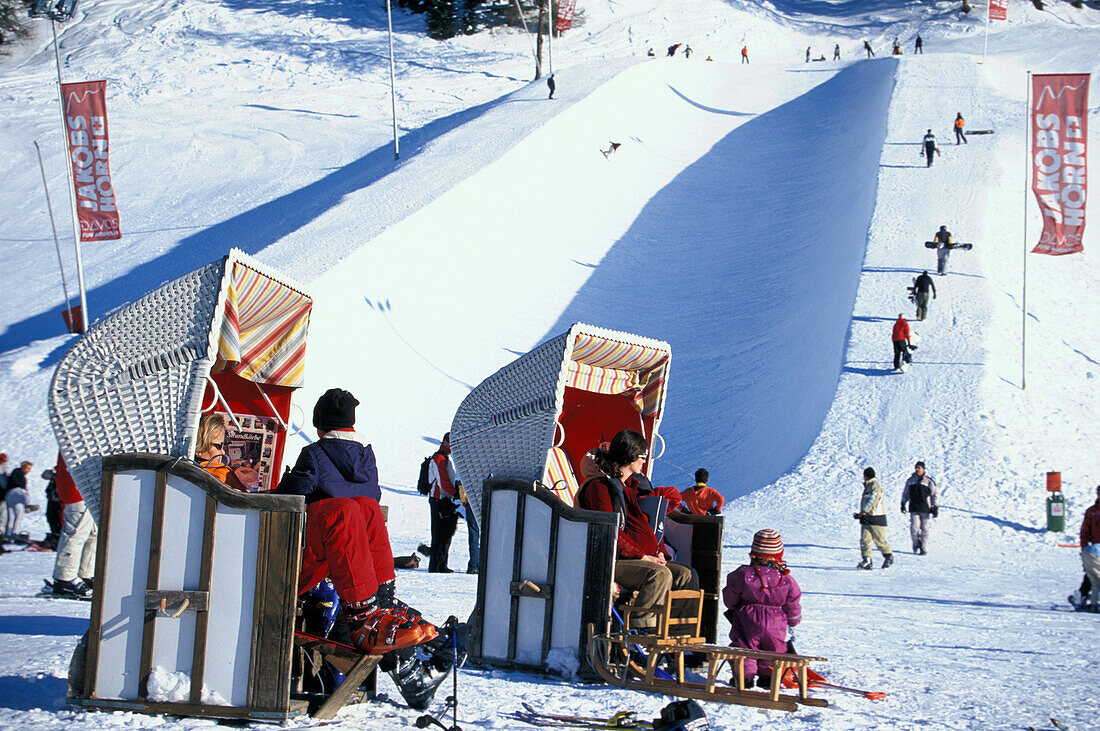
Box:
[61,80,122,241]
[990,0,1007,21]
[1031,74,1089,256]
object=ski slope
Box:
[1,0,1099,729]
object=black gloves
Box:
[901,503,908,513]
[931,506,939,518]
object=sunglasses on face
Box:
[211,442,225,449]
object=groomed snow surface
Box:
[1,0,1098,729]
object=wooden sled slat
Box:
[586,625,828,712]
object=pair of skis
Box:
[505,703,651,729]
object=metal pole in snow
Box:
[1022,71,1030,390]
[386,0,399,161]
[982,3,990,64]
[34,140,74,332]
[548,0,553,75]
[52,18,89,333]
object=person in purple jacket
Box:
[722,529,802,688]
[278,388,380,503]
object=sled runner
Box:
[450,324,723,679]
[586,625,828,712]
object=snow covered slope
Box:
[1,0,1099,728]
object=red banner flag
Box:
[990,0,1007,21]
[1031,74,1089,256]
[557,0,576,32]
[61,80,121,241]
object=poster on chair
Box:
[217,412,280,492]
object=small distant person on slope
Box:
[741,45,749,63]
[933,225,954,275]
[892,37,902,55]
[891,313,913,372]
[855,467,893,570]
[864,39,874,58]
[914,270,936,321]
[915,34,923,54]
[922,129,939,167]
[805,46,811,63]
[954,112,967,144]
[723,529,802,689]
[833,43,841,60]
[547,73,556,99]
[1075,485,1100,613]
[684,45,692,58]
[679,468,724,516]
[901,461,939,555]
[667,43,681,57]
[601,141,621,158]
[3,461,33,541]
[647,47,655,57]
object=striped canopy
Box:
[566,332,669,415]
[217,262,312,387]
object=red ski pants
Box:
[298,496,396,605]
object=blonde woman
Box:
[194,414,255,492]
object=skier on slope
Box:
[922,129,939,167]
[914,270,936,320]
[855,467,893,569]
[901,461,939,555]
[891,313,913,372]
[723,529,802,689]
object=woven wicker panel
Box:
[450,332,570,522]
[49,261,226,520]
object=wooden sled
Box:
[586,624,828,712]
[293,631,380,720]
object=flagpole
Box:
[34,140,74,332]
[1022,70,1030,390]
[982,2,990,64]
[385,0,399,161]
[52,18,89,333]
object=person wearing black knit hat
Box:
[901,461,939,554]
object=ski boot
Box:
[347,588,438,655]
[882,554,894,569]
[856,558,873,570]
[386,616,467,709]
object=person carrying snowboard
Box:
[914,270,936,320]
[855,468,893,569]
[723,529,802,689]
[933,225,953,275]
[954,112,967,144]
[901,461,939,554]
[922,129,939,167]
[891,314,913,372]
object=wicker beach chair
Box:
[451,323,722,677]
[51,250,321,722]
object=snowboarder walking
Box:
[723,529,802,689]
[864,40,874,57]
[922,129,938,167]
[891,314,913,372]
[667,43,681,57]
[741,45,749,63]
[833,43,841,60]
[1077,485,1100,612]
[547,73,555,99]
[901,462,939,554]
[855,468,893,569]
[914,270,936,320]
[933,225,953,275]
[915,34,923,54]
[954,112,967,144]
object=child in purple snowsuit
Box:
[722,529,802,686]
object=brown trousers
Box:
[616,559,698,625]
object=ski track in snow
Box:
[1,0,1100,729]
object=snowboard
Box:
[36,579,93,601]
[387,616,467,709]
[924,241,973,250]
[968,129,995,135]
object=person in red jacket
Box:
[576,429,698,626]
[49,454,98,597]
[1078,485,1100,612]
[679,468,724,515]
[891,314,912,372]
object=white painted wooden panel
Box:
[480,490,517,660]
[549,519,588,653]
[203,506,258,706]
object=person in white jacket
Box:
[855,467,893,569]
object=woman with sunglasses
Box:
[194,414,252,492]
[577,429,698,627]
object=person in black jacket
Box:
[913,270,936,320]
[547,73,556,99]
[901,461,939,554]
[922,129,938,167]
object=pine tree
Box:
[425,0,456,40]
[460,0,481,34]
[0,0,31,49]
